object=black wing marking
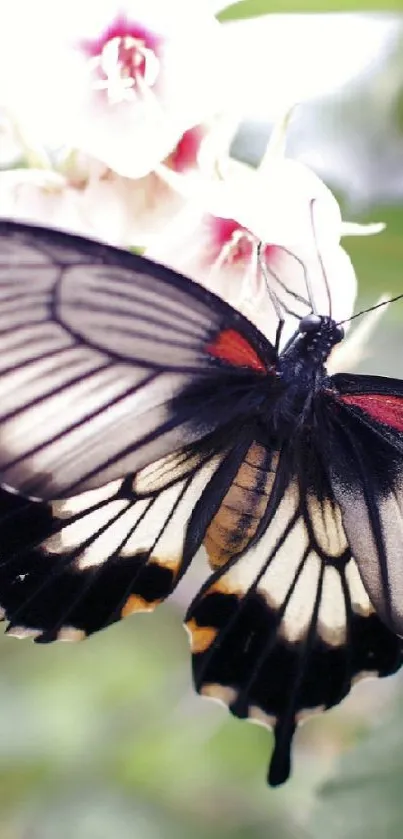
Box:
[326,375,403,635]
[0,438,252,642]
[0,221,277,499]
[185,445,402,787]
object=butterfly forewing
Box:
[0,222,276,499]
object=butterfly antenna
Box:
[262,248,310,307]
[261,244,311,310]
[309,198,332,318]
[258,243,311,350]
[258,244,308,318]
[337,293,403,327]
[257,243,285,350]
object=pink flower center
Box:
[210,217,255,265]
[81,16,162,103]
[209,217,278,267]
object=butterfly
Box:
[0,219,401,787]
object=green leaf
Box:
[217,0,403,20]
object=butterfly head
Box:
[282,314,345,370]
[298,313,344,355]
[298,313,344,343]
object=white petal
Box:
[207,158,342,248]
[0,109,23,167]
[341,221,386,237]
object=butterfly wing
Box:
[325,372,403,636]
[185,436,403,786]
[0,221,276,499]
[0,435,257,642]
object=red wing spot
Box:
[206,329,268,373]
[340,393,403,431]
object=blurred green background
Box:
[3,4,403,839]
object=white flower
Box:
[0,0,223,178]
[149,153,358,343]
[149,110,385,345]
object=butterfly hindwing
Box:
[0,437,254,642]
[327,373,403,636]
[0,221,276,500]
[186,440,403,786]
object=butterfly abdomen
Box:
[203,443,274,568]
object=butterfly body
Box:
[0,221,401,788]
[201,320,343,568]
[276,316,343,421]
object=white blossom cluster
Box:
[0,0,385,355]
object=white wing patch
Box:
[333,470,403,634]
[0,322,197,497]
[344,559,374,618]
[46,454,222,586]
[317,565,347,646]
